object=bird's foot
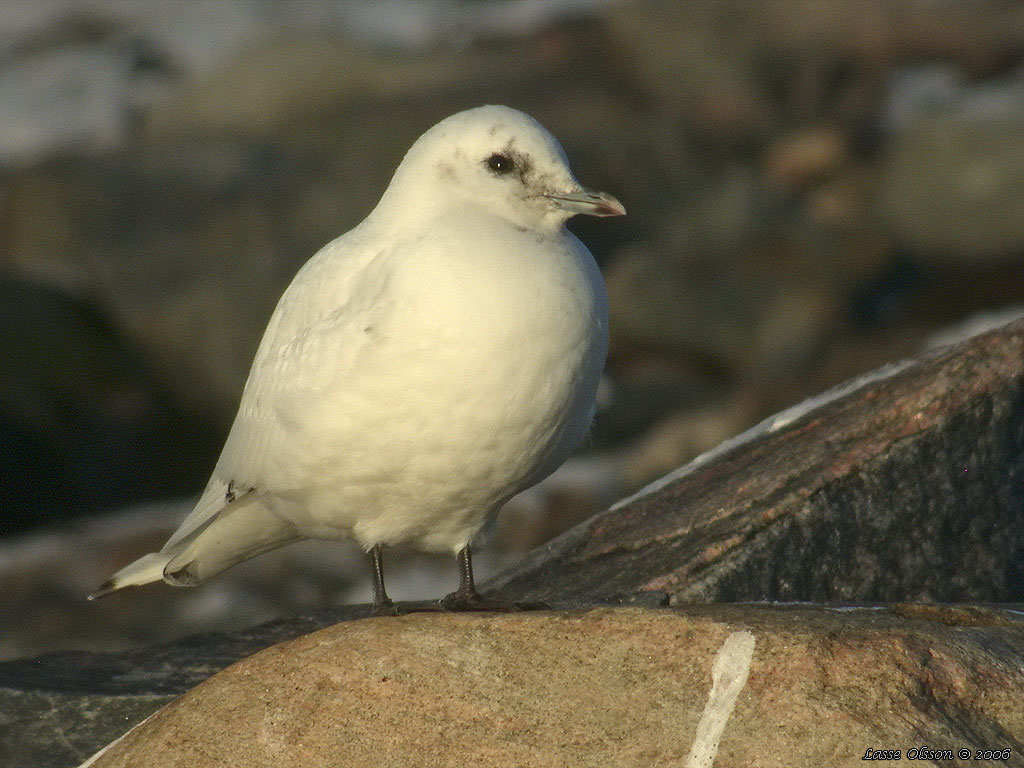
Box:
[370,599,402,617]
[366,596,549,615]
[369,599,451,615]
[438,589,549,613]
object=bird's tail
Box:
[88,551,176,600]
[88,498,298,599]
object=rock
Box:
[761,127,848,192]
[0,26,168,167]
[0,604,370,768]
[487,317,1024,605]
[603,0,1024,141]
[882,112,1024,263]
[591,355,725,448]
[0,502,362,660]
[926,306,1024,351]
[0,277,213,532]
[602,4,776,146]
[604,239,843,384]
[83,606,1024,767]
[603,245,765,367]
[142,33,566,143]
[3,144,312,430]
[746,281,840,377]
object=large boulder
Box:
[84,606,1024,767]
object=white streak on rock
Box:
[685,630,756,768]
[75,711,157,768]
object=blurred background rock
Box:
[2,0,1024,660]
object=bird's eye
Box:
[486,153,514,175]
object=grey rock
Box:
[603,239,842,380]
[603,0,1024,146]
[0,502,355,660]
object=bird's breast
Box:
[353,215,607,479]
[389,216,602,381]
[250,215,608,545]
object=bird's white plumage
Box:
[95,105,619,596]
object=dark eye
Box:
[486,153,514,175]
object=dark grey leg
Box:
[450,545,479,604]
[438,546,548,612]
[438,546,483,609]
[364,544,550,615]
[370,544,396,615]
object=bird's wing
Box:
[163,231,392,552]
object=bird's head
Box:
[378,105,624,234]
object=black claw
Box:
[435,546,551,611]
[370,599,401,617]
[438,592,549,612]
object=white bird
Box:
[90,105,623,612]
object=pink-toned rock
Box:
[86,605,1024,767]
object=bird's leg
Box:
[438,546,484,609]
[438,546,548,612]
[450,545,480,605]
[369,544,398,616]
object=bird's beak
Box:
[545,188,626,217]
